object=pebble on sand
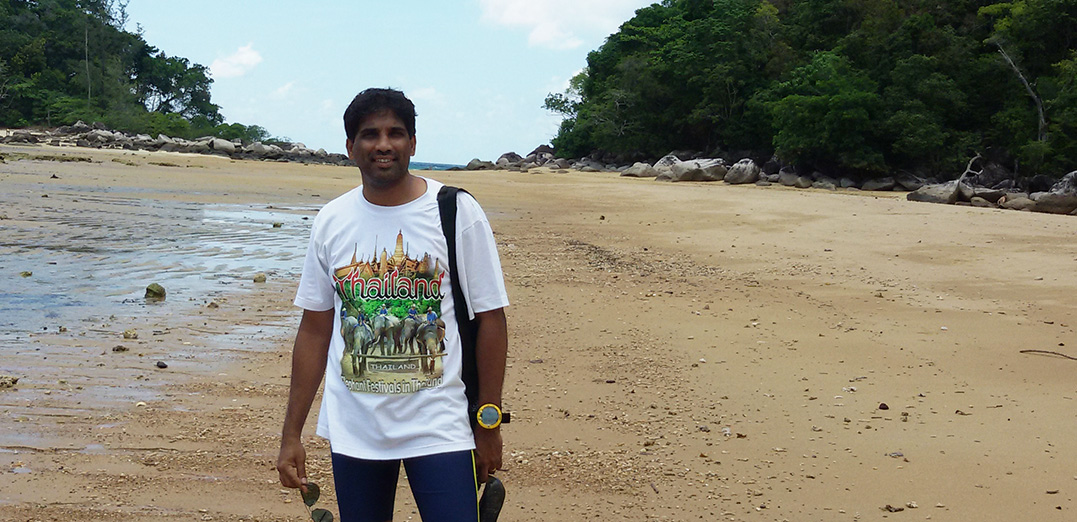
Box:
[145,283,166,299]
[253,272,267,283]
[20,271,32,277]
[0,375,20,389]
[123,329,138,339]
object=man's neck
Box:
[361,173,426,206]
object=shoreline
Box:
[2,144,1075,520]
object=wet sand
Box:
[1,143,1075,521]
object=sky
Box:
[123,1,657,165]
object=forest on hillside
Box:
[545,0,1077,180]
[0,0,274,143]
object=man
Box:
[277,88,509,522]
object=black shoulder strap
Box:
[437,185,480,410]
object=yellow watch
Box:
[476,403,502,429]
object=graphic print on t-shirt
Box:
[332,231,446,394]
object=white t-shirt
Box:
[294,177,509,460]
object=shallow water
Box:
[0,187,315,342]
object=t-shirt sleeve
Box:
[293,214,336,312]
[455,193,509,318]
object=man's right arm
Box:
[276,308,335,491]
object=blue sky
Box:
[123,1,656,164]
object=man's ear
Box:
[409,135,416,157]
[345,139,354,160]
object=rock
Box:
[253,272,267,283]
[761,156,782,175]
[550,158,572,169]
[973,188,1007,204]
[794,176,814,188]
[895,173,925,191]
[724,159,760,185]
[970,197,995,208]
[668,160,721,182]
[20,271,32,278]
[778,168,799,187]
[497,152,523,166]
[246,141,269,154]
[156,361,168,369]
[465,158,496,171]
[529,145,555,157]
[123,329,138,339]
[812,180,837,190]
[839,177,859,189]
[998,194,1035,211]
[1050,170,1077,195]
[907,181,964,204]
[0,375,19,389]
[112,345,128,352]
[145,283,166,299]
[209,138,235,154]
[184,140,211,154]
[861,177,897,191]
[621,162,658,178]
[1030,192,1077,215]
[653,154,681,169]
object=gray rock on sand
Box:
[861,177,897,191]
[621,162,658,178]
[724,159,760,185]
[998,194,1035,211]
[0,375,19,389]
[667,159,726,182]
[466,159,496,171]
[1029,192,1077,215]
[907,180,967,204]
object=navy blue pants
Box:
[331,450,478,522]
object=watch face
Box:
[478,405,500,427]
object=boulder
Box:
[895,173,925,191]
[973,188,1007,204]
[724,159,760,185]
[210,138,235,154]
[999,194,1035,211]
[668,159,725,182]
[761,156,782,175]
[777,167,799,187]
[621,162,658,178]
[969,197,995,208]
[653,154,681,169]
[839,177,858,189]
[861,177,896,191]
[812,180,837,190]
[907,181,965,204]
[497,152,523,166]
[1050,170,1077,195]
[1029,192,1077,215]
[315,148,328,157]
[529,145,555,157]
[466,159,496,170]
[184,140,211,154]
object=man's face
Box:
[346,109,416,188]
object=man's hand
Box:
[474,427,503,484]
[277,438,308,493]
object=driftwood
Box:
[1019,349,1077,361]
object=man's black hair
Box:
[343,88,417,141]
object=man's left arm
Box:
[473,307,507,484]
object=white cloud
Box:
[210,44,263,79]
[269,81,296,99]
[479,0,649,50]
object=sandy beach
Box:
[1,143,1075,521]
